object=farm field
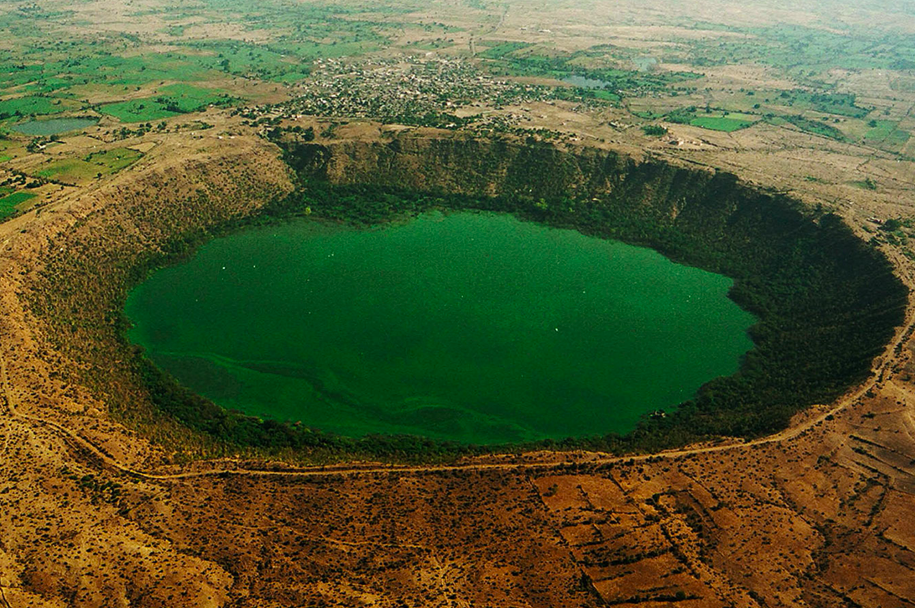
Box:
[99,85,236,123]
[0,0,911,159]
[689,112,759,132]
[0,190,35,219]
[0,95,78,119]
[99,100,179,123]
[35,147,143,184]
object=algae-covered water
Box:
[126,211,756,444]
[12,117,98,136]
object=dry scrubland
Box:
[2,0,915,605]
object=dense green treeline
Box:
[128,138,908,460]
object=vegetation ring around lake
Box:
[40,136,906,462]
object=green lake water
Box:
[125,211,757,444]
[12,117,98,136]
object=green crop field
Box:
[689,115,757,132]
[0,96,75,119]
[0,52,215,100]
[479,41,532,60]
[158,85,235,111]
[663,107,759,132]
[0,191,36,219]
[182,41,307,83]
[98,100,178,123]
[590,90,622,102]
[99,85,235,123]
[274,40,384,62]
[864,120,911,152]
[885,129,911,151]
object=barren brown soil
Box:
[2,115,915,608]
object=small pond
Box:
[12,117,98,136]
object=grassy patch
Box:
[0,138,22,163]
[36,148,143,183]
[785,91,869,118]
[99,100,178,123]
[479,41,532,60]
[0,191,36,219]
[865,120,897,141]
[665,107,759,132]
[85,147,143,172]
[0,96,72,119]
[689,115,755,132]
[36,159,101,182]
[99,85,234,122]
[778,115,846,141]
[864,120,910,151]
[852,178,878,190]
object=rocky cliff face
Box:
[284,134,777,238]
[287,135,702,202]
